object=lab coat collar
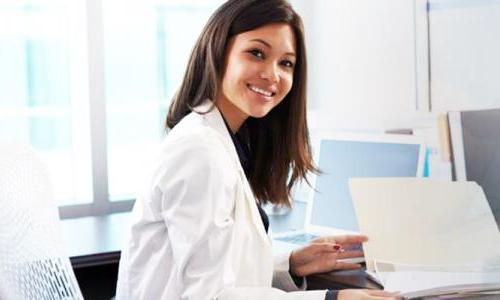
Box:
[194,99,239,164]
[193,99,271,244]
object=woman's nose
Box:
[260,63,279,83]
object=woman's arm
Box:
[157,134,327,300]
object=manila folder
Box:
[349,178,500,271]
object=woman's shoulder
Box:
[148,113,238,191]
[158,111,235,169]
[165,112,223,148]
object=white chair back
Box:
[0,143,82,299]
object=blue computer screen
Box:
[311,139,420,231]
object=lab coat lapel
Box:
[196,100,271,245]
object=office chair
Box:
[0,143,83,300]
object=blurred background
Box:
[1,0,499,218]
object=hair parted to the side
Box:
[166,0,318,207]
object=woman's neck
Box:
[215,97,248,134]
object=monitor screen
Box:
[310,139,421,231]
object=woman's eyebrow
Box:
[249,38,296,57]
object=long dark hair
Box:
[166,0,318,206]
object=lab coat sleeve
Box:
[157,135,326,300]
[273,252,307,291]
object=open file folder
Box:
[348,178,500,297]
[373,261,500,298]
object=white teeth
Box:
[248,84,273,97]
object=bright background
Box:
[1,0,499,217]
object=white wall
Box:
[290,1,453,180]
[429,0,500,112]
[292,0,430,132]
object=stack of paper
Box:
[373,261,500,298]
[349,178,500,298]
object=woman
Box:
[116,0,400,299]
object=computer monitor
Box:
[307,133,425,232]
[449,109,500,226]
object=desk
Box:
[61,212,129,269]
[61,210,497,299]
[60,205,376,298]
[61,213,130,299]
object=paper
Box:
[348,178,500,271]
[384,271,500,298]
[373,260,500,297]
[383,270,500,292]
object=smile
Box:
[247,84,276,97]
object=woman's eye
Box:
[249,49,264,59]
[281,60,295,68]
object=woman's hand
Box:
[289,235,368,277]
[338,289,401,300]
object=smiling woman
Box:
[218,23,297,129]
[166,0,312,208]
[115,1,400,299]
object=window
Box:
[0,1,93,207]
[103,0,222,201]
[0,0,223,218]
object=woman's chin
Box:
[249,109,272,119]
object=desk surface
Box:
[60,207,500,297]
[61,212,129,268]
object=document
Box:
[348,178,500,297]
[372,261,500,298]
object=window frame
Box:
[59,0,115,219]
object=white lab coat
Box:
[115,100,327,300]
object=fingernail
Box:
[333,245,341,251]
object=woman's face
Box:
[217,23,296,130]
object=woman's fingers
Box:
[317,252,363,270]
[339,289,402,300]
[372,296,403,300]
[306,242,344,254]
[307,243,364,259]
[335,250,364,259]
[291,241,367,275]
[331,261,363,270]
[332,234,368,245]
[367,290,402,299]
[312,234,368,246]
[367,290,401,297]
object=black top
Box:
[221,115,337,300]
[221,117,269,233]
